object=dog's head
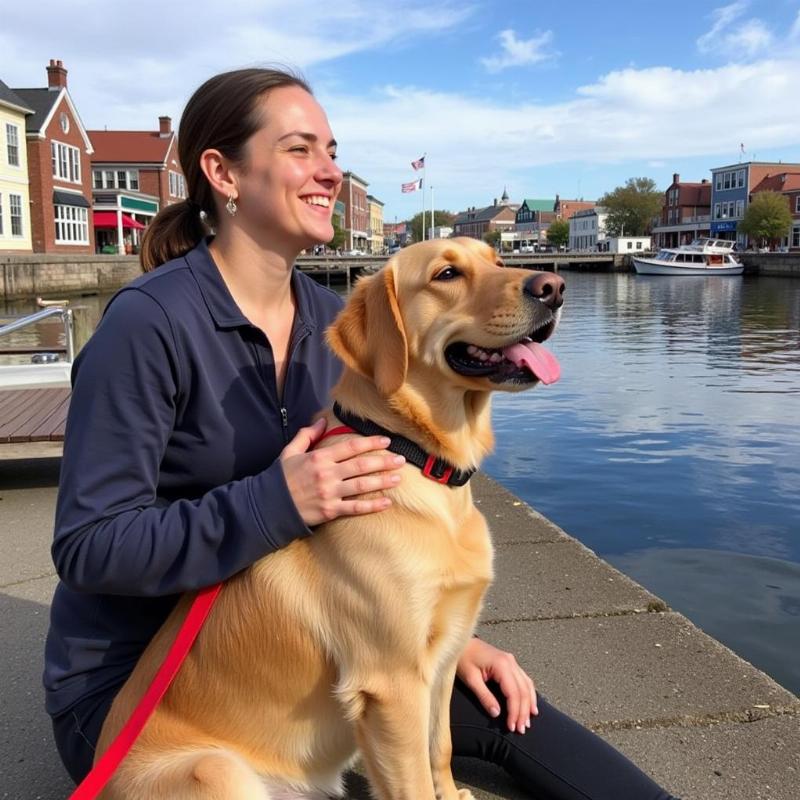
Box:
[327,237,564,398]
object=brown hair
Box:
[140,67,312,271]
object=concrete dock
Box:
[1,459,798,799]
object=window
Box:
[736,199,745,218]
[723,172,731,190]
[795,196,800,213]
[6,123,20,166]
[54,204,89,244]
[636,241,643,249]
[793,225,800,248]
[9,193,23,236]
[627,241,633,250]
[51,140,81,183]
[738,170,746,188]
[168,170,186,198]
[715,173,722,190]
[714,202,721,219]
[93,169,140,190]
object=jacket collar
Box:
[185,237,317,333]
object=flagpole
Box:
[422,165,426,242]
[430,185,435,240]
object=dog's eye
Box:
[435,266,461,281]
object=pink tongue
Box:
[502,342,561,384]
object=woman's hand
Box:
[456,637,538,734]
[280,418,405,527]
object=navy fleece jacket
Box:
[44,238,343,716]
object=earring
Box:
[226,194,238,217]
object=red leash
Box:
[68,425,355,798]
[68,582,223,799]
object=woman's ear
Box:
[199,148,239,204]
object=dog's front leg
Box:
[348,672,437,800]
[428,662,475,800]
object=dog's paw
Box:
[456,790,476,800]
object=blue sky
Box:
[3,0,800,221]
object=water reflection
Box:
[486,272,800,693]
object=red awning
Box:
[93,211,146,230]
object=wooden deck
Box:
[0,387,70,459]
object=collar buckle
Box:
[423,454,454,484]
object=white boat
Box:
[0,307,73,390]
[632,238,744,276]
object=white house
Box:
[569,207,607,251]
[597,236,652,253]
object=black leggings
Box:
[54,680,676,799]
[450,678,676,800]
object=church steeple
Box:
[500,186,510,204]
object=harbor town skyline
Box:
[2,0,800,221]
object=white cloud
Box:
[790,9,800,40]
[325,56,800,211]
[696,1,773,58]
[480,29,556,73]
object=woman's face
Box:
[233,85,343,252]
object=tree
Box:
[408,210,456,243]
[547,219,570,249]
[598,177,662,237]
[482,229,501,248]
[738,191,792,249]
[329,216,346,251]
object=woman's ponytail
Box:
[140,199,207,271]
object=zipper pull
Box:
[280,407,289,442]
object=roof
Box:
[751,172,800,194]
[676,183,711,206]
[88,130,174,164]
[11,88,60,133]
[0,80,33,114]
[454,204,517,224]
[520,198,555,213]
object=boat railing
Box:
[0,306,74,362]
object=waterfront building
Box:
[0,79,34,252]
[366,194,384,254]
[553,195,595,221]
[597,236,651,253]
[383,221,409,248]
[710,160,800,247]
[88,117,183,254]
[427,225,453,239]
[569,206,608,251]
[453,191,517,241]
[11,60,94,254]
[341,171,369,252]
[651,173,711,249]
[749,172,800,250]
[513,198,555,250]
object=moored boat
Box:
[632,238,743,276]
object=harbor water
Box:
[3,270,799,693]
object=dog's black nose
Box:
[524,272,565,310]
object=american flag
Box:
[411,156,425,170]
[402,178,423,193]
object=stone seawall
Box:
[739,252,800,277]
[0,255,143,300]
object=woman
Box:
[46,68,676,799]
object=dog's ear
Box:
[326,266,408,396]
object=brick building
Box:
[651,173,711,248]
[454,191,517,240]
[341,172,369,252]
[88,117,183,253]
[553,195,595,220]
[12,60,94,253]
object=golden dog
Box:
[95,237,564,799]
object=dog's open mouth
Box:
[445,318,560,385]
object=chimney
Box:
[158,116,172,137]
[673,173,679,185]
[47,59,68,90]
